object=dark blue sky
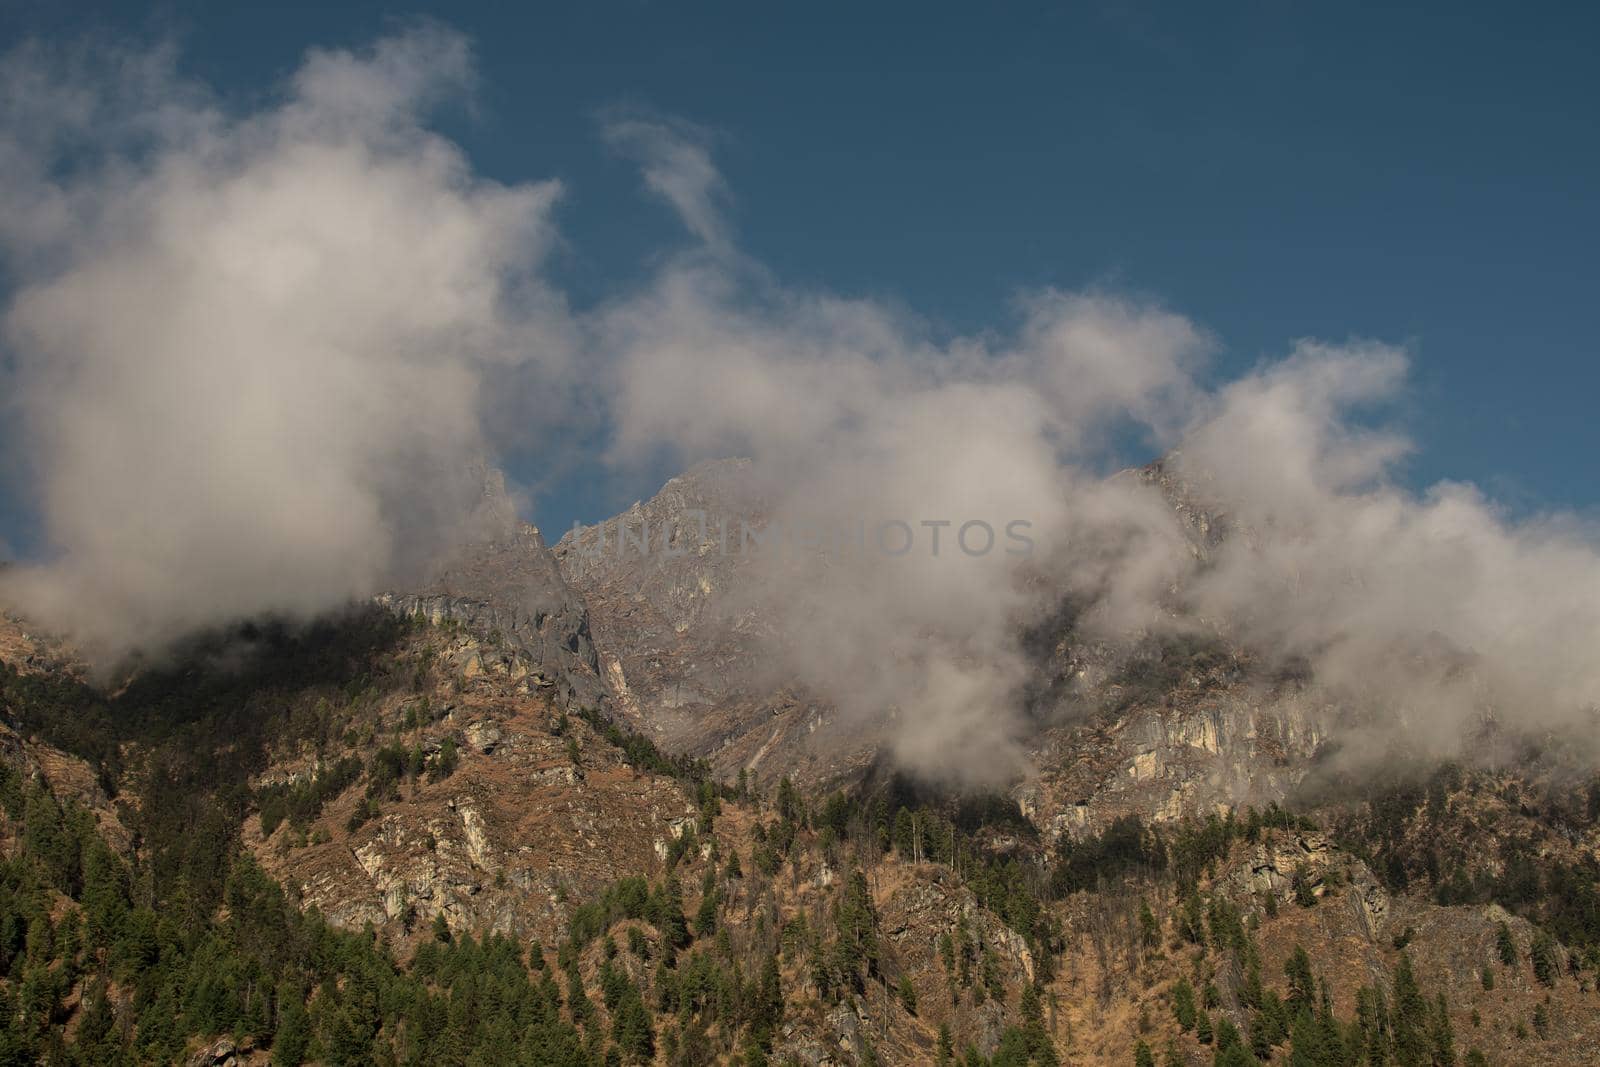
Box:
[2,1,1597,546]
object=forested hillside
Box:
[4,607,1600,1065]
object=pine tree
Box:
[1356,984,1389,1066]
[1215,1015,1242,1052]
[1530,930,1559,986]
[1173,977,1198,1031]
[893,807,915,857]
[1288,1007,1339,1067]
[1134,1040,1156,1067]
[695,873,719,937]
[1431,992,1456,1067]
[659,879,689,952]
[70,976,120,1064]
[1285,944,1316,1017]
[1216,1044,1259,1067]
[898,974,918,1014]
[273,988,312,1066]
[1020,981,1057,1064]
[776,777,802,824]
[1496,922,1517,967]
[1249,1009,1276,1059]
[1241,960,1264,1011]
[831,870,879,989]
[1140,900,1161,948]
[1292,863,1318,907]
[1391,953,1429,1067]
[80,839,129,948]
[611,983,654,1063]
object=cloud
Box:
[1173,345,1600,750]
[595,227,1209,782]
[602,114,733,254]
[592,123,1600,780]
[5,28,1600,783]
[0,25,575,660]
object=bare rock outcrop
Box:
[379,470,603,710]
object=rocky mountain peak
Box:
[377,466,603,709]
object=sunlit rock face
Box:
[380,468,604,710]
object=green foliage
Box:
[1430,992,1456,1067]
[1337,768,1600,952]
[0,615,636,1065]
[1172,977,1197,1031]
[826,870,879,994]
[1284,945,1315,1014]
[775,776,803,825]
[1139,899,1160,948]
[1391,953,1430,1067]
[1291,863,1317,908]
[1496,921,1517,966]
[898,973,918,1014]
[571,707,719,788]
[1530,929,1559,985]
[566,875,688,957]
[1052,815,1166,895]
[0,783,594,1064]
[429,735,459,782]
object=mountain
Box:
[553,459,882,791]
[1,462,1599,1064]
[554,458,1328,837]
[378,467,605,712]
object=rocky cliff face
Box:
[250,682,694,947]
[555,459,880,790]
[378,469,604,710]
[1022,687,1332,843]
[557,458,1334,839]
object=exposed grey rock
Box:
[184,1038,238,1067]
[464,719,502,754]
[554,459,882,789]
[378,468,603,710]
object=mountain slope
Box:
[3,460,1600,1064]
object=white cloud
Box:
[602,114,733,253]
[0,26,574,659]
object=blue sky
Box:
[2,1,1597,549]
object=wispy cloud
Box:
[601,112,733,254]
